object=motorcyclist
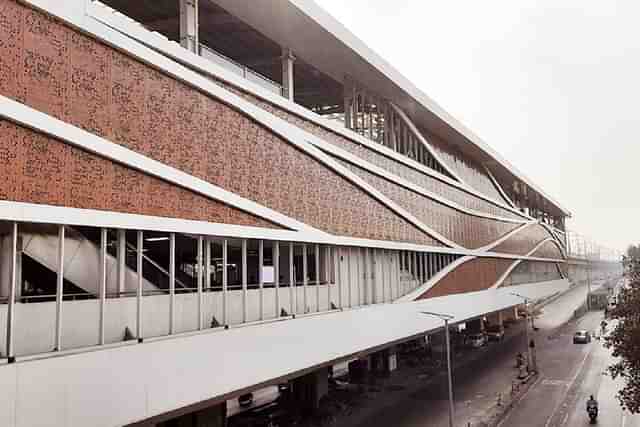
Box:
[587,395,598,412]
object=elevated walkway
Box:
[0,279,569,427]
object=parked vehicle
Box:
[466,333,487,348]
[573,330,591,344]
[485,326,505,342]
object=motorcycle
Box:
[587,405,598,423]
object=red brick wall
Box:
[0,120,281,228]
[492,223,555,255]
[0,1,438,245]
[336,159,521,249]
[218,79,523,221]
[530,240,564,260]
[417,258,514,299]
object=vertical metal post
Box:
[259,239,264,320]
[315,244,320,312]
[242,239,247,323]
[381,249,388,302]
[281,47,295,101]
[274,241,280,316]
[98,228,107,345]
[136,231,143,342]
[6,222,18,361]
[179,0,199,52]
[525,302,532,370]
[347,247,352,307]
[372,249,378,303]
[289,242,295,315]
[302,244,308,313]
[387,250,393,300]
[444,318,455,427]
[204,238,211,327]
[363,248,369,305]
[432,253,438,277]
[54,225,65,351]
[169,233,176,334]
[356,247,362,305]
[222,239,228,325]
[337,247,343,308]
[326,246,331,310]
[197,236,203,330]
[117,229,126,297]
[397,251,403,297]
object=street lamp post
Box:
[510,292,535,373]
[420,311,455,427]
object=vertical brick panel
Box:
[22,8,68,119]
[0,0,24,102]
[417,258,514,299]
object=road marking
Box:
[621,413,627,427]
[543,347,591,427]
[541,379,569,387]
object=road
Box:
[500,287,637,427]
[346,282,602,427]
[545,319,640,427]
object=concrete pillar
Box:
[281,47,295,101]
[179,0,199,53]
[467,318,483,333]
[371,346,398,376]
[348,358,370,384]
[503,307,518,322]
[290,368,329,415]
[487,311,503,328]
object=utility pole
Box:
[510,293,534,373]
[420,311,455,427]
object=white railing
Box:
[199,44,283,97]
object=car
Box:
[573,330,591,344]
[238,392,254,407]
[466,333,487,348]
[485,326,505,342]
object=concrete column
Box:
[487,311,503,328]
[289,368,329,415]
[371,346,398,376]
[502,307,518,322]
[281,47,296,101]
[467,318,483,333]
[348,358,370,384]
[179,0,199,53]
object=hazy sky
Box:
[316,0,639,254]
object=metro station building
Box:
[0,1,619,426]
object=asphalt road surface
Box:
[349,282,602,427]
[549,319,640,427]
[500,301,637,426]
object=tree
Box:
[605,244,640,413]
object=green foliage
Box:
[605,245,640,413]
